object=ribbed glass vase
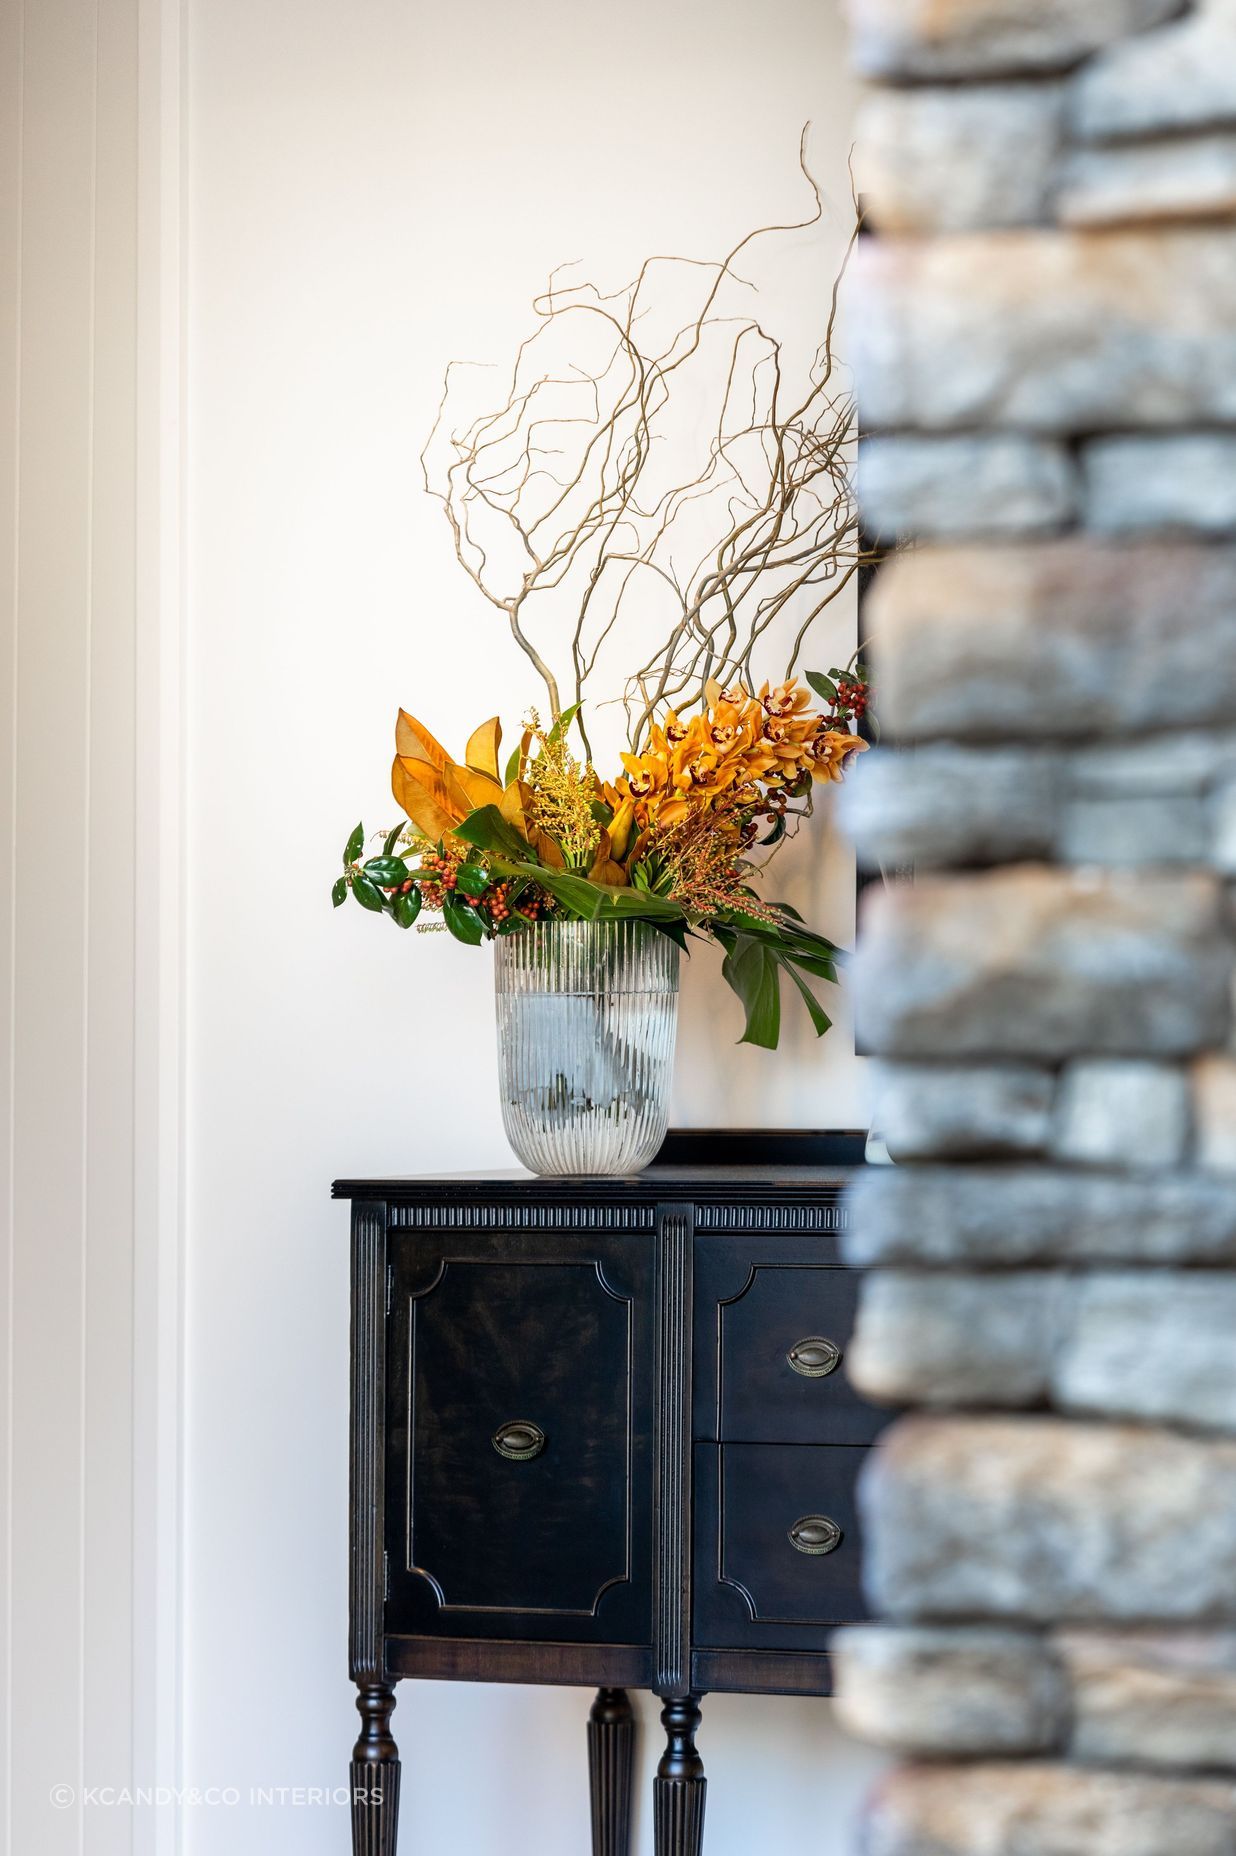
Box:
[494,918,680,1177]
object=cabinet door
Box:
[385,1227,652,1645]
[692,1443,868,1650]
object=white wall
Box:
[185,2,882,1852]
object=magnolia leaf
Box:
[586,828,614,882]
[464,716,503,783]
[395,708,452,773]
[533,828,567,870]
[391,757,458,841]
[452,764,505,812]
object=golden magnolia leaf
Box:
[593,859,628,887]
[452,765,505,812]
[533,829,566,870]
[395,708,452,773]
[499,781,530,839]
[391,757,458,841]
[464,716,503,783]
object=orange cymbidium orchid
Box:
[391,709,506,840]
[806,727,869,784]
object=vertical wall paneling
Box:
[1,0,184,1849]
[0,0,21,1848]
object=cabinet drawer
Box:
[696,1256,887,1445]
[384,1232,652,1644]
[693,1443,868,1650]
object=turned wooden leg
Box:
[351,1680,401,1856]
[654,1695,706,1856]
[588,1687,636,1856]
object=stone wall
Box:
[835,1,1236,1847]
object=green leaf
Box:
[503,745,523,787]
[443,894,485,945]
[805,671,838,704]
[455,862,489,899]
[363,856,410,885]
[343,821,365,866]
[651,917,691,954]
[780,955,832,1037]
[720,934,781,1050]
[590,799,615,827]
[546,701,581,746]
[383,823,405,857]
[351,873,386,912]
[781,946,838,982]
[592,887,685,923]
[759,813,786,847]
[393,887,422,929]
[331,876,348,908]
[455,804,533,862]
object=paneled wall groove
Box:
[0,2,184,1851]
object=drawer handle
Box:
[787,1336,841,1379]
[492,1420,546,1462]
[789,1514,842,1556]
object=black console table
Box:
[334,1131,882,1856]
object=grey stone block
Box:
[860,1414,1236,1622]
[857,85,1063,232]
[858,435,1075,538]
[868,542,1236,741]
[1060,134,1236,228]
[840,746,1059,870]
[853,867,1232,1060]
[1051,1060,1191,1170]
[1212,779,1236,877]
[1069,732,1236,798]
[845,0,1180,79]
[1193,1054,1236,1171]
[1073,1,1236,142]
[831,1625,1066,1755]
[863,1762,1236,1856]
[848,1271,1057,1405]
[1054,1273,1236,1434]
[1084,434,1236,535]
[1057,1628,1236,1771]
[1058,796,1208,868]
[852,231,1236,433]
[872,1060,1055,1161]
[843,1164,1236,1266]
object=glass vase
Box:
[493,918,680,1177]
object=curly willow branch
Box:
[419,129,875,750]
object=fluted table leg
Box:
[654,1695,706,1856]
[588,1687,636,1856]
[351,1680,401,1856]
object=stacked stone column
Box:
[834,1,1236,1848]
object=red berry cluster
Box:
[419,846,462,911]
[833,675,869,722]
[517,889,554,920]
[485,881,513,924]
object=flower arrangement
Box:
[333,666,869,1049]
[335,147,878,1055]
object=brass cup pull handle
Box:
[787,1336,841,1379]
[492,1420,546,1462]
[789,1514,842,1557]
